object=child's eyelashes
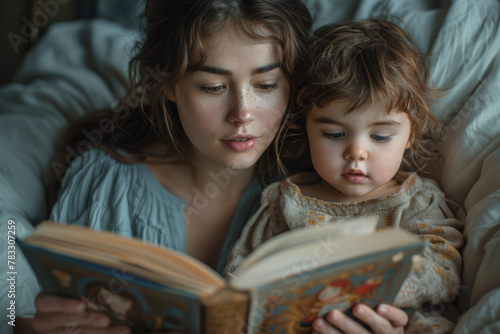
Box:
[322,132,392,143]
[322,131,345,140]
[371,134,392,143]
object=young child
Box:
[224,19,463,333]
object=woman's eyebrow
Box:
[196,63,279,76]
[251,63,279,75]
[197,66,232,75]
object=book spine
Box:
[203,297,249,334]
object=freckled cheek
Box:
[190,98,226,121]
[256,97,287,132]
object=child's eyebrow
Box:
[368,120,402,127]
[196,63,279,76]
[313,117,342,125]
[313,118,401,127]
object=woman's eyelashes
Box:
[200,84,225,94]
[199,82,278,95]
[255,83,278,92]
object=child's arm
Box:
[395,179,463,308]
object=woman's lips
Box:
[221,137,257,151]
[342,170,367,183]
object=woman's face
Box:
[171,27,289,171]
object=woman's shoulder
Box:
[61,148,138,187]
[51,149,146,222]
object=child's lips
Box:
[342,169,367,183]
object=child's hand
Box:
[311,304,407,334]
[32,293,131,334]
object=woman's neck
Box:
[145,155,257,269]
[145,155,257,206]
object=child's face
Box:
[306,100,412,201]
[171,26,289,171]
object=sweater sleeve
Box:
[223,181,289,279]
[395,178,464,308]
[50,149,119,230]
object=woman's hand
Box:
[312,304,408,334]
[32,293,131,334]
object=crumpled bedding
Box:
[0,19,136,331]
[0,0,499,332]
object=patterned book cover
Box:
[19,241,202,333]
[245,242,424,334]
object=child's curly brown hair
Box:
[285,18,444,174]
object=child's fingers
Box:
[312,317,343,334]
[353,304,395,333]
[325,309,371,333]
[376,304,409,327]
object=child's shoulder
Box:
[397,172,449,207]
[401,172,444,194]
[261,172,319,202]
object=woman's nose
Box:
[227,89,254,126]
[343,141,368,161]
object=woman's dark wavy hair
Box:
[47,0,313,209]
[285,18,444,173]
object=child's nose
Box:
[344,141,368,161]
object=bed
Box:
[1,0,499,332]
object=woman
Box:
[18,1,408,333]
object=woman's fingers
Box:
[36,326,131,334]
[35,293,86,314]
[33,293,132,334]
[33,311,110,331]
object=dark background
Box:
[0,0,143,86]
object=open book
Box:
[19,217,425,333]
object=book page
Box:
[26,221,225,290]
[30,237,218,296]
[231,227,423,290]
[237,216,378,273]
